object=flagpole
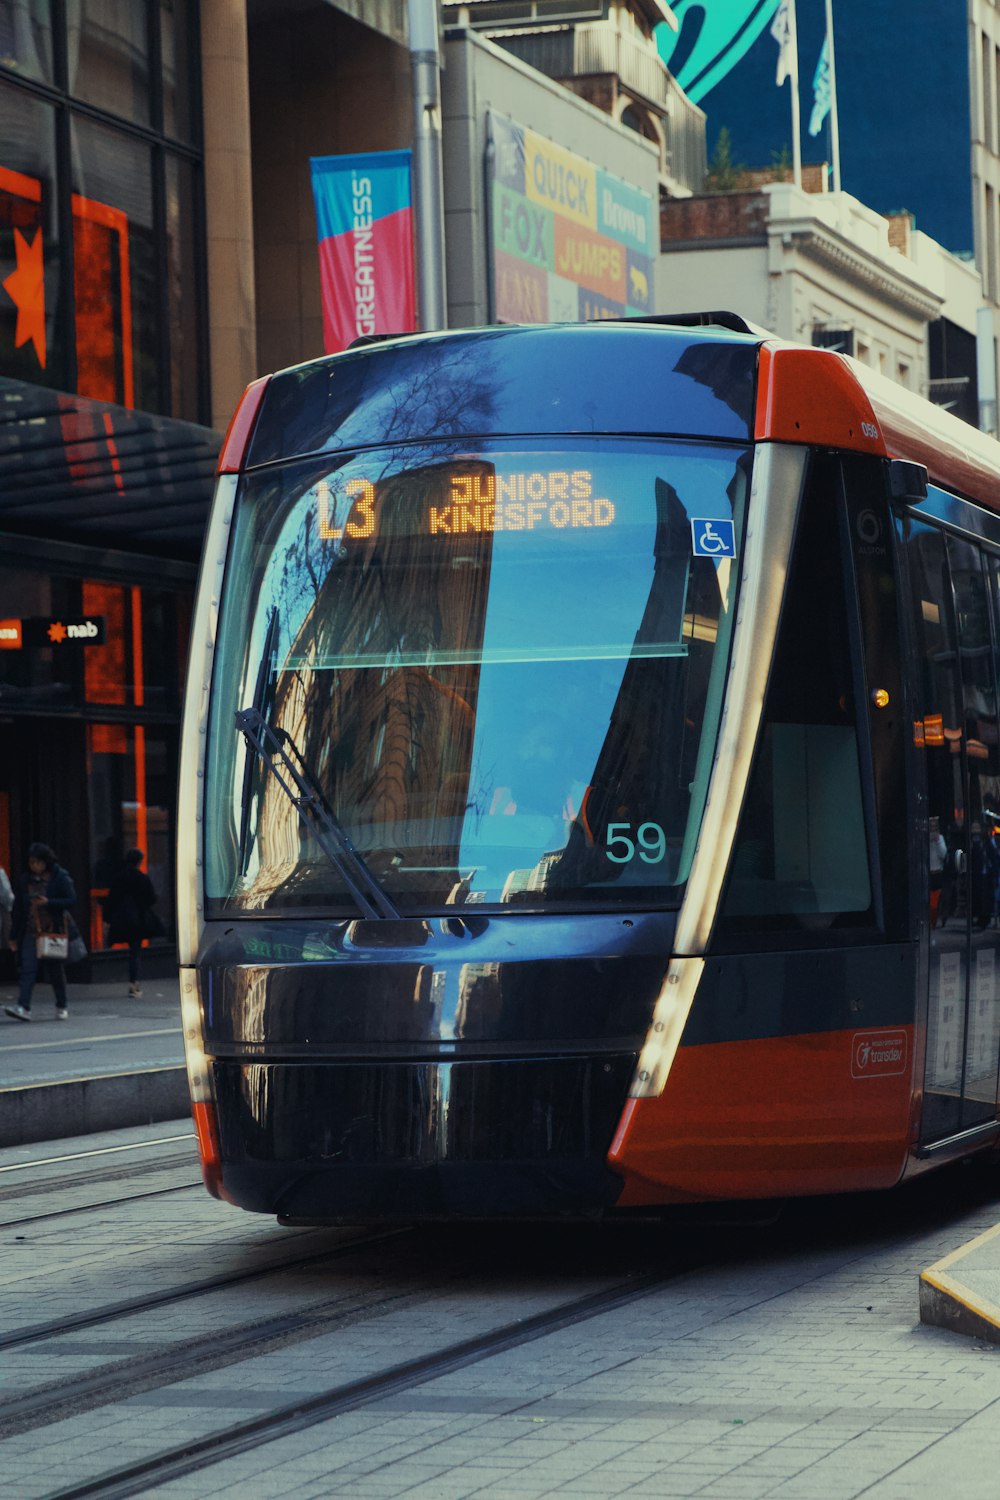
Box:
[825,0,841,191]
[788,0,802,188]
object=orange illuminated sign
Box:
[0,618,22,649]
[315,468,616,542]
[0,165,134,406]
[433,470,614,535]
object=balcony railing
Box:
[573,24,670,108]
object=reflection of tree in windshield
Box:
[252,460,496,904]
[253,338,503,463]
[673,343,756,429]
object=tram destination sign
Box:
[312,467,616,542]
[0,616,106,649]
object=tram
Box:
[178,314,1000,1219]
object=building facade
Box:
[446,0,706,199]
[0,0,218,959]
[659,181,983,422]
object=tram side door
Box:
[910,523,1000,1144]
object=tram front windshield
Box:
[205,439,749,914]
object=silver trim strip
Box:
[629,444,809,1099]
[176,471,239,969]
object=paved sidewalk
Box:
[0,970,186,1144]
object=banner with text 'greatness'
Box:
[310,150,415,355]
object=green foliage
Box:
[704,127,747,191]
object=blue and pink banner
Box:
[310,150,415,355]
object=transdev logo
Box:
[851,1030,907,1079]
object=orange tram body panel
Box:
[610,1028,916,1206]
[180,317,1000,1220]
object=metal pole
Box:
[408,0,447,330]
[787,0,802,189]
[825,0,842,191]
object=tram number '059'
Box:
[605,822,666,863]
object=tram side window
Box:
[721,470,873,930]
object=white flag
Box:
[809,36,830,135]
[771,0,793,86]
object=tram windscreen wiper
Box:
[237,607,280,874]
[235,704,401,920]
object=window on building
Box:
[72,0,152,128]
[0,80,65,390]
[0,0,206,422]
[984,31,994,151]
[0,0,54,84]
[812,327,855,356]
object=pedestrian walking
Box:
[103,848,164,997]
[4,842,76,1021]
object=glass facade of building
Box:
[0,1,211,965]
[0,545,197,957]
[0,0,206,421]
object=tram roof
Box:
[226,317,1000,513]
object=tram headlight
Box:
[179,973,211,1104]
[179,969,228,1200]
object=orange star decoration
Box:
[47,621,66,644]
[3,227,46,369]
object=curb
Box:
[919,1223,1000,1344]
[0,1067,190,1147]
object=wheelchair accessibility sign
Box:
[690,518,736,558]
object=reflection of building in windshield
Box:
[673,343,756,429]
[537,477,701,894]
[247,460,496,904]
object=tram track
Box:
[0,1135,201,1228]
[40,1267,685,1500]
[0,1149,197,1206]
[0,1226,406,1354]
[0,1179,200,1231]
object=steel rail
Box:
[0,1228,404,1355]
[42,1268,685,1500]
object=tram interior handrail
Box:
[235,704,401,921]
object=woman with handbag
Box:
[4,842,76,1022]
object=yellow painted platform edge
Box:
[920,1266,1000,1334]
[923,1220,1000,1277]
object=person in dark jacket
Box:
[103,848,164,997]
[4,842,76,1021]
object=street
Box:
[3,1121,1000,1499]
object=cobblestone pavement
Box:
[2,1126,1000,1500]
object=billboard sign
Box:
[488,114,656,325]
